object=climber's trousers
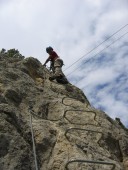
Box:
[53,59,64,77]
[54,66,64,77]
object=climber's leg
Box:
[49,59,69,84]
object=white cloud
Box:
[0,0,128,127]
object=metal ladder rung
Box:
[65,159,116,170]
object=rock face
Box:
[0,51,128,170]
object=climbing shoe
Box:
[49,77,55,81]
[56,76,69,84]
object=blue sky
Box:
[0,0,128,127]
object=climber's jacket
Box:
[44,50,59,65]
[44,50,64,68]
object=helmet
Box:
[46,46,53,53]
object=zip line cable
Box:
[66,31,128,78]
[63,23,128,72]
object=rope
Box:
[29,109,39,170]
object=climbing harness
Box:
[29,107,39,170]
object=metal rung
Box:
[65,128,103,142]
[63,109,96,125]
[62,97,85,106]
[65,159,116,170]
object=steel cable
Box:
[29,108,39,170]
[64,23,128,73]
[66,31,128,78]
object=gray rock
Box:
[0,53,128,170]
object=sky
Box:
[0,0,128,127]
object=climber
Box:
[43,46,69,84]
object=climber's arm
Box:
[43,56,50,66]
